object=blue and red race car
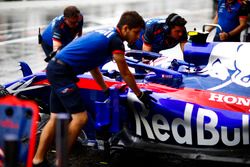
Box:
[1,28,250,165]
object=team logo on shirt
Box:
[61,87,74,94]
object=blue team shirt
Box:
[129,18,187,53]
[56,27,125,75]
[41,14,83,48]
[217,0,248,34]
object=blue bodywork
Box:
[1,39,250,164]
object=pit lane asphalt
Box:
[46,142,249,167]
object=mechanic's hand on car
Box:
[219,32,230,41]
[137,90,155,109]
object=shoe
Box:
[32,159,50,167]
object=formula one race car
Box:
[0,25,250,165]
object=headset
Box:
[163,13,182,33]
[167,14,182,25]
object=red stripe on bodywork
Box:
[140,83,250,113]
[33,80,50,85]
[76,78,121,90]
[33,78,120,90]
[33,78,250,113]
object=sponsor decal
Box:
[61,87,74,94]
[129,95,250,146]
[209,92,250,107]
[199,43,250,90]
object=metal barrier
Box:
[56,113,69,167]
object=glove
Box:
[168,59,179,71]
[137,90,155,109]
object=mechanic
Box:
[209,0,248,41]
[39,5,84,62]
[128,13,187,54]
[33,11,152,167]
[128,13,187,73]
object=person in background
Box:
[212,0,218,18]
[242,0,250,41]
[39,5,84,62]
[32,11,151,167]
[209,0,248,41]
[128,13,187,54]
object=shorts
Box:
[46,59,86,114]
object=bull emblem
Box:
[199,42,250,90]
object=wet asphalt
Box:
[46,142,249,167]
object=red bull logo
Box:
[129,94,250,147]
[199,42,250,90]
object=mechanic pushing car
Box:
[33,11,152,167]
[128,13,187,74]
[128,13,188,53]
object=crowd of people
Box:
[32,1,250,166]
